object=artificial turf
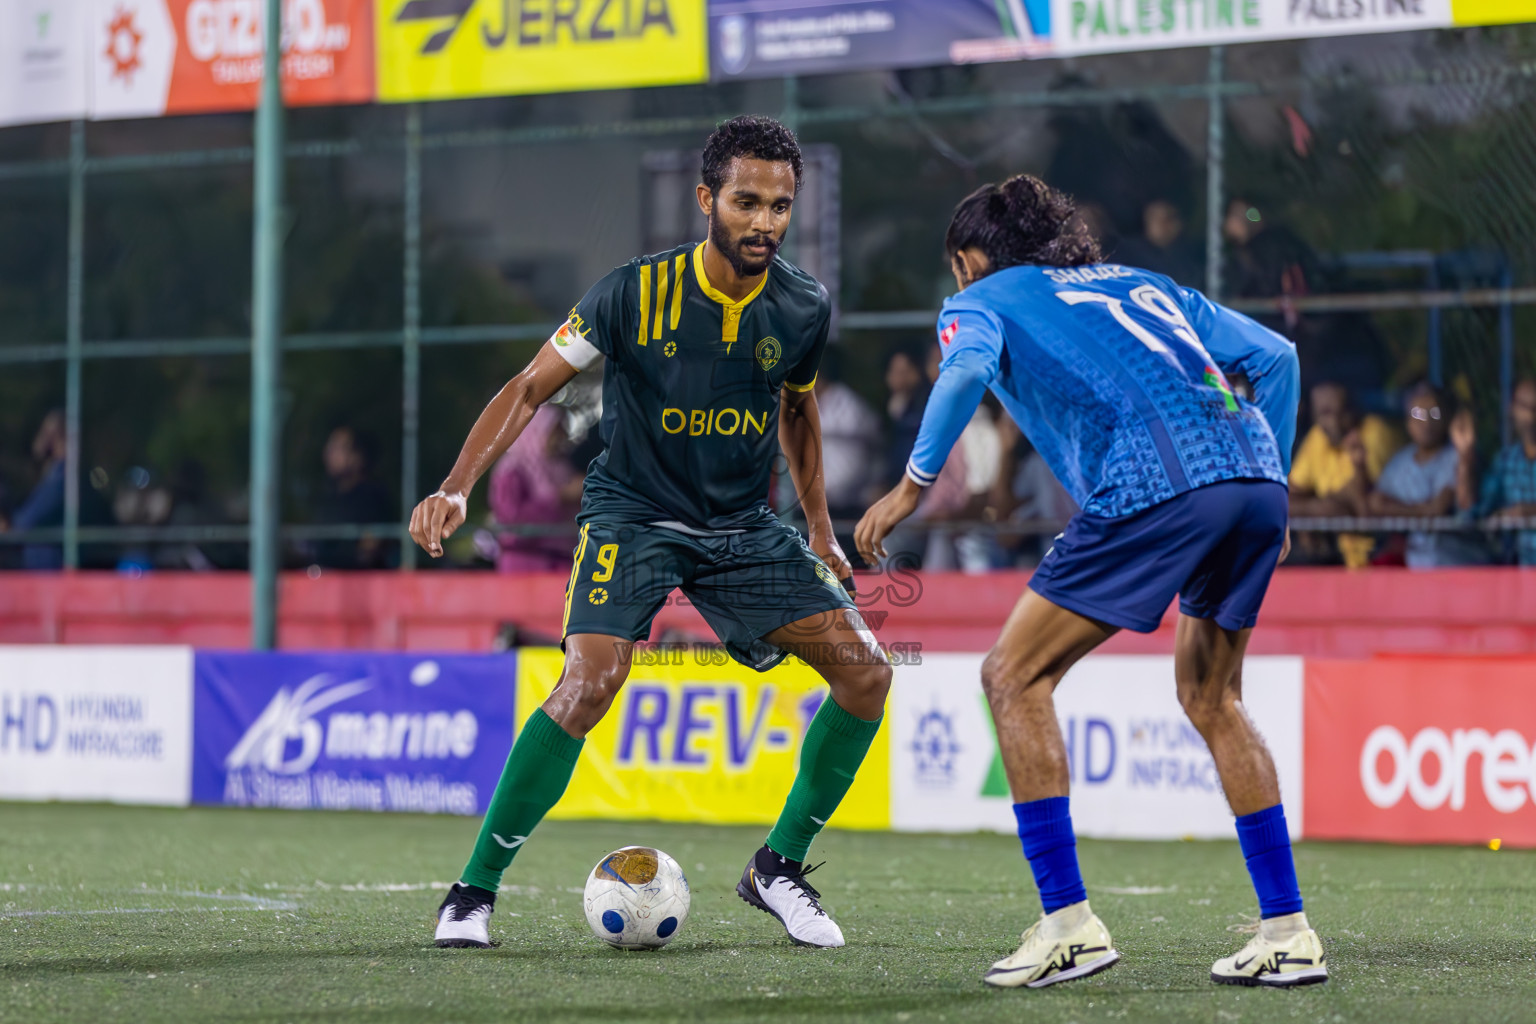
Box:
[2,802,1532,1023]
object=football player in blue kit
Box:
[856,175,1325,990]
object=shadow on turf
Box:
[0,942,438,980]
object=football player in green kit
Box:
[411,116,889,950]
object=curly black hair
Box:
[945,174,1101,275]
[700,115,803,196]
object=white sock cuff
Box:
[1259,910,1310,941]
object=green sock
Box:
[460,708,583,892]
[765,696,882,863]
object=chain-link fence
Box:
[1,25,1534,571]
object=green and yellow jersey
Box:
[551,241,831,531]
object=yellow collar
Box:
[692,241,769,312]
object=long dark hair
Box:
[945,174,1101,276]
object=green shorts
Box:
[560,517,855,671]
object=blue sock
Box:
[1013,797,1087,914]
[1235,804,1303,918]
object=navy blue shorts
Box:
[1029,479,1288,634]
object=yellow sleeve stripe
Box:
[561,523,591,637]
[636,263,651,347]
[669,253,686,329]
[784,376,817,392]
[652,260,669,342]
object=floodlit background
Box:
[3,8,1536,1023]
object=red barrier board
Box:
[5,569,1536,655]
[1305,658,1536,848]
[92,0,373,120]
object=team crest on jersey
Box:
[940,319,960,346]
[755,337,782,372]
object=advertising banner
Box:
[1,0,89,127]
[1048,0,1452,57]
[890,654,1304,840]
[192,651,515,815]
[518,648,890,830]
[0,646,193,806]
[376,0,708,103]
[707,0,1044,80]
[1451,0,1536,22]
[90,0,374,121]
[1305,658,1536,848]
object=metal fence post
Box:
[780,76,800,266]
[64,120,85,570]
[249,0,286,648]
[1205,46,1225,302]
[401,104,422,571]
[1501,266,1514,449]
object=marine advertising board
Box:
[191,651,516,815]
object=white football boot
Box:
[434,883,493,948]
[737,851,846,948]
[984,901,1121,988]
[1211,912,1328,987]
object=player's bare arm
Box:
[409,341,578,557]
[779,387,854,589]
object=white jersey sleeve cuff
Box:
[905,459,939,488]
[549,320,603,372]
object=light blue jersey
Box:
[906,264,1299,520]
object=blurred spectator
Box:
[883,348,928,490]
[1366,383,1486,568]
[916,347,1006,572]
[158,460,231,570]
[813,352,882,520]
[1074,201,1119,258]
[488,406,583,572]
[4,410,67,569]
[1115,199,1202,286]
[314,426,394,569]
[989,416,1077,566]
[1289,382,1398,567]
[113,465,173,573]
[1480,378,1536,566]
[1223,198,1318,333]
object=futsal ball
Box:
[582,846,691,950]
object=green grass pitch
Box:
[3,803,1532,1023]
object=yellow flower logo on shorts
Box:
[663,340,677,358]
[588,588,609,605]
[755,336,782,372]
